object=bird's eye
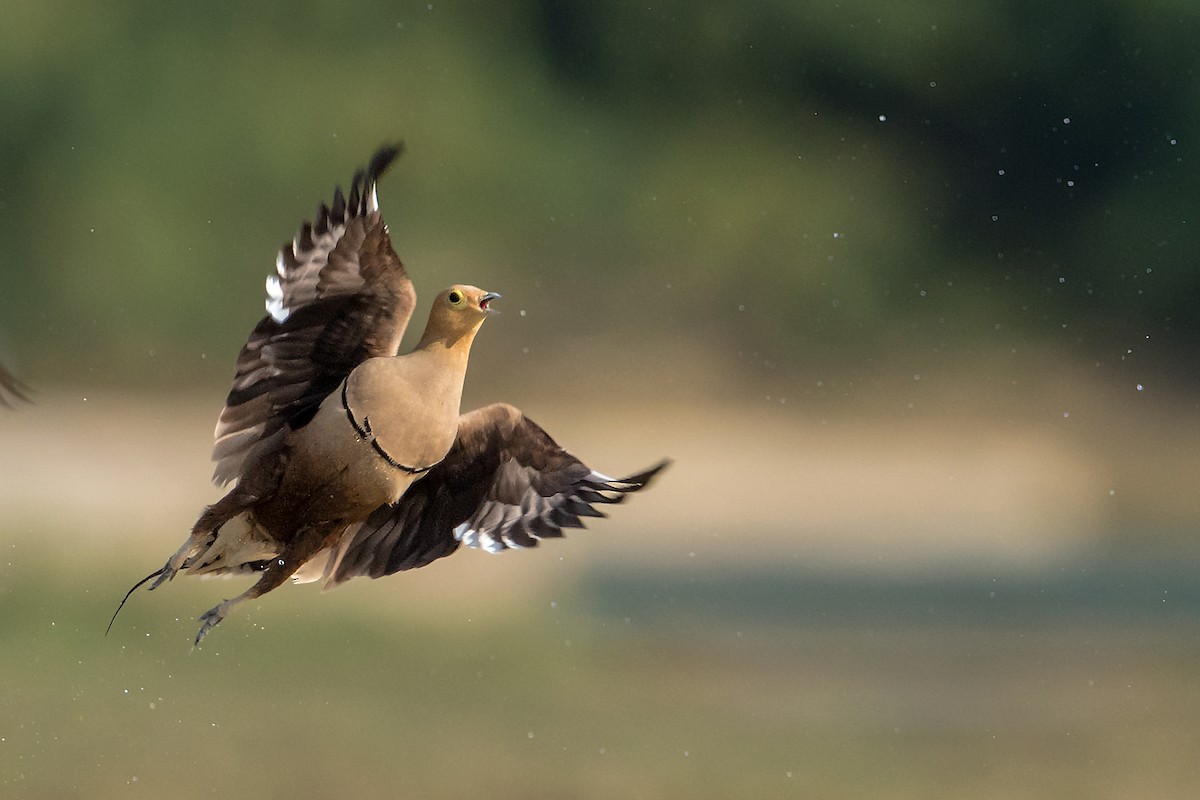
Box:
[448,290,463,305]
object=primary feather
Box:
[211,143,414,485]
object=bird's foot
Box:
[194,600,230,646]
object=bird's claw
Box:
[194,602,227,646]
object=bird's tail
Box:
[105,568,165,636]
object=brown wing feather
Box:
[211,144,417,485]
[326,403,669,587]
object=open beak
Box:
[480,291,501,313]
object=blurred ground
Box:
[4,358,1197,573]
[2,372,1199,798]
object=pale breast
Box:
[348,355,465,463]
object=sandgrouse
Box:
[114,144,667,644]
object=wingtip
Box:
[646,457,673,478]
[611,458,672,490]
[366,142,405,184]
[0,365,33,408]
[335,143,404,218]
[359,142,404,214]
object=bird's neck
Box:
[400,342,470,405]
[412,323,481,361]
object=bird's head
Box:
[444,285,500,314]
[418,285,501,348]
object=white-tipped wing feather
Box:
[211,145,417,485]
[325,402,670,587]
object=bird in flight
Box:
[113,144,667,645]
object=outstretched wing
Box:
[326,403,669,587]
[0,361,31,408]
[212,144,417,485]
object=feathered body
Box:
[125,144,667,644]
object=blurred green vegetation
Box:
[0,0,1196,391]
[4,537,1200,799]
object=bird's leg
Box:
[152,490,249,590]
[193,524,336,646]
[149,535,202,591]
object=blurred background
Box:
[2,1,1199,797]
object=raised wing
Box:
[212,144,417,485]
[326,403,669,587]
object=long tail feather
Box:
[105,568,165,636]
